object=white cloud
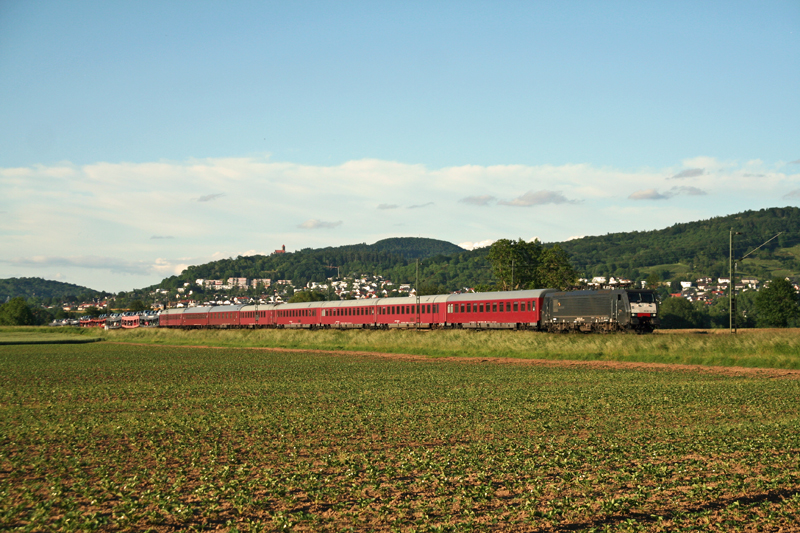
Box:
[459,195,496,206]
[784,189,800,199]
[670,168,704,179]
[2,153,798,291]
[498,190,574,207]
[670,186,707,196]
[5,255,148,275]
[629,186,707,200]
[629,189,670,200]
[197,193,225,202]
[458,239,495,250]
[681,156,727,171]
[298,219,343,229]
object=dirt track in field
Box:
[109,341,800,379]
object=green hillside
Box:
[559,206,800,282]
[168,237,489,292]
[155,207,800,294]
[367,237,464,259]
[0,277,107,303]
[6,207,800,303]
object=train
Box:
[156,288,660,333]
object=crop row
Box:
[1,343,799,531]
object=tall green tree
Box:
[755,278,799,327]
[487,239,577,290]
[487,238,543,290]
[0,297,36,325]
[536,244,578,290]
[288,290,328,303]
[659,297,707,329]
[129,300,148,312]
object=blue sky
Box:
[1,1,798,292]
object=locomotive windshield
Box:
[627,291,655,303]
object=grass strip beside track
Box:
[16,325,799,370]
[1,342,799,531]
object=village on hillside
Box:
[49,271,798,314]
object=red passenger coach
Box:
[274,302,322,328]
[207,305,244,328]
[182,306,213,328]
[319,299,377,329]
[376,295,448,328]
[445,289,548,329]
[240,305,274,328]
[159,308,184,327]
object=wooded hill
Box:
[157,207,800,293]
[0,277,107,303]
[559,206,800,282]
[5,208,800,300]
[168,237,488,293]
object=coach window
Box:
[514,302,519,312]
[492,303,497,313]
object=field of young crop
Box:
[2,342,800,531]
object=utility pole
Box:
[416,259,420,330]
[511,259,514,291]
[729,229,741,333]
[732,231,783,333]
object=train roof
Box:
[206,305,245,312]
[446,289,553,302]
[239,304,281,312]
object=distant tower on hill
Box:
[274,244,286,254]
